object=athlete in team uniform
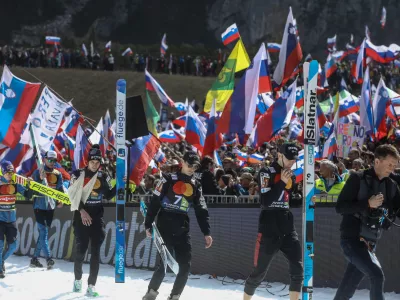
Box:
[30,150,64,269]
[0,161,28,278]
[143,151,213,300]
[243,143,303,300]
[71,145,119,297]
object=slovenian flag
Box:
[365,39,400,64]
[267,43,281,53]
[185,105,206,155]
[129,134,161,185]
[105,41,111,50]
[291,146,321,182]
[380,7,386,28]
[256,80,297,145]
[145,70,175,107]
[203,99,222,158]
[372,78,390,140]
[174,102,187,115]
[327,35,337,50]
[159,130,181,143]
[122,47,133,56]
[82,44,88,57]
[221,23,240,46]
[45,36,61,45]
[0,142,31,168]
[161,33,168,55]
[272,7,303,87]
[0,66,41,148]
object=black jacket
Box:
[257,161,301,236]
[336,168,400,241]
[71,168,116,222]
[195,168,222,195]
[145,172,211,237]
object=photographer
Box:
[334,144,400,300]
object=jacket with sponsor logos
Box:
[32,166,64,211]
[145,171,211,237]
[71,168,116,221]
[257,161,301,236]
[0,177,27,223]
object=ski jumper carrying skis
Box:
[69,144,122,297]
[0,161,29,278]
[30,150,64,270]
[243,143,304,300]
[143,151,213,300]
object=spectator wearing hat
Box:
[235,172,253,196]
[30,150,64,270]
[222,157,235,171]
[0,161,29,278]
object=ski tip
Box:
[117,79,127,93]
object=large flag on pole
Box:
[272,7,303,87]
[0,66,41,148]
[204,39,250,112]
[359,66,373,135]
[31,86,68,152]
[144,91,160,137]
[372,78,390,140]
[145,70,175,107]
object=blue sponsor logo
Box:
[118,148,125,158]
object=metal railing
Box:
[314,194,338,203]
[16,193,339,205]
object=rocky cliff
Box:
[1,0,399,57]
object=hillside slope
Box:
[10,67,215,121]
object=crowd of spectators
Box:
[0,46,225,77]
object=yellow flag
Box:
[204,39,250,112]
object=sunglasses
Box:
[47,159,56,163]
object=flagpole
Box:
[21,68,116,151]
[29,124,48,187]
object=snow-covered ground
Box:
[1,256,399,300]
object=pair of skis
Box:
[302,61,318,299]
[140,200,180,275]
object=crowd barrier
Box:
[131,194,338,205]
[12,201,400,293]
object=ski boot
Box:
[30,257,43,268]
[72,279,82,292]
[167,295,180,300]
[46,258,55,270]
[142,289,159,300]
[86,285,99,297]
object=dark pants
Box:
[244,232,304,296]
[33,209,54,259]
[148,232,192,296]
[0,221,17,243]
[334,239,385,300]
[73,219,105,286]
[0,222,18,266]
